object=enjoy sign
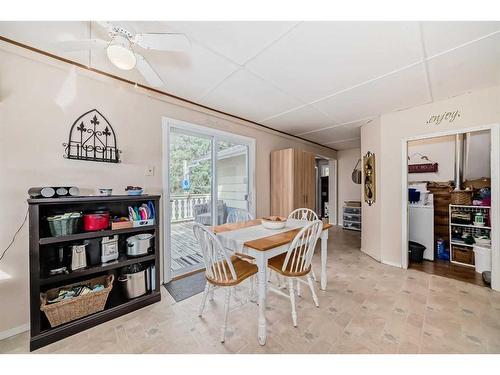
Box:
[426,110,461,125]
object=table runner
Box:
[216,219,309,252]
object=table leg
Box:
[255,253,268,345]
[320,230,328,291]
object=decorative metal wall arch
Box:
[63,109,121,163]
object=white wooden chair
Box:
[267,207,320,288]
[193,223,258,343]
[226,208,253,224]
[286,208,320,287]
[267,220,323,327]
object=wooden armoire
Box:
[270,148,316,217]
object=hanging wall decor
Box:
[363,151,376,206]
[408,153,438,173]
[63,109,121,163]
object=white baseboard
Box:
[381,259,402,268]
[0,323,29,341]
[360,248,381,262]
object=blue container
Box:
[436,239,450,261]
[408,188,421,203]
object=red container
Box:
[83,211,110,231]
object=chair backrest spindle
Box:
[288,208,319,222]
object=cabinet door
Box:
[293,149,304,209]
[271,149,294,217]
[303,151,316,210]
[294,150,315,210]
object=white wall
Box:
[360,118,382,261]
[407,135,455,182]
[360,85,500,269]
[0,42,336,336]
[465,130,491,180]
[337,148,361,225]
[407,131,491,182]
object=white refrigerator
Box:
[409,204,435,261]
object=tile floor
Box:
[1,226,500,354]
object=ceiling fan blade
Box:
[55,39,108,52]
[134,33,190,52]
[135,54,164,87]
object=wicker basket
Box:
[450,190,473,205]
[464,178,491,190]
[40,274,114,327]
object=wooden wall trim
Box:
[0,35,336,152]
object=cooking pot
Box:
[83,211,110,231]
[126,233,154,257]
[118,265,146,299]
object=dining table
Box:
[212,218,332,345]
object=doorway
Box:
[401,125,499,291]
[162,118,256,282]
[313,156,337,225]
[315,157,330,220]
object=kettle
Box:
[71,243,87,271]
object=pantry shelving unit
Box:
[449,204,491,267]
[28,195,161,351]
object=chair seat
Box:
[268,252,311,277]
[206,255,258,286]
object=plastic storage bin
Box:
[473,245,491,273]
[344,207,361,215]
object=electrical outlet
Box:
[145,165,155,176]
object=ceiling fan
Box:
[56,21,190,87]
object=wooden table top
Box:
[212,219,331,251]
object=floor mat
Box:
[164,271,206,302]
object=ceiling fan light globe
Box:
[106,44,136,70]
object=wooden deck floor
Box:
[171,221,204,275]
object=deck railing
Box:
[170,194,210,222]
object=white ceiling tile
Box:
[200,69,302,122]
[302,121,363,144]
[313,64,430,124]
[261,105,332,134]
[421,21,500,57]
[328,139,361,150]
[0,21,90,65]
[427,33,500,101]
[246,21,423,102]
[166,21,297,65]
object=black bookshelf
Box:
[28,195,161,351]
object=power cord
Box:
[0,207,29,263]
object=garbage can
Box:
[409,241,426,263]
[473,245,491,273]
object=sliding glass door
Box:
[168,129,213,276]
[163,119,255,281]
